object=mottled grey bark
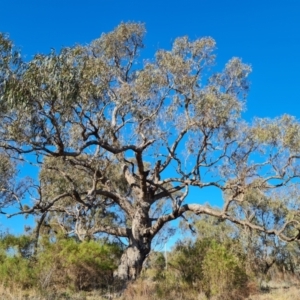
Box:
[115,241,151,281]
[115,204,152,281]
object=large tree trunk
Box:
[114,205,152,281]
[115,241,151,281]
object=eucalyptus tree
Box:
[1,23,300,281]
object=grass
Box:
[0,281,299,299]
[247,286,300,300]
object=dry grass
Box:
[247,286,300,300]
[119,281,300,300]
[0,283,105,300]
[0,283,37,300]
[0,281,300,300]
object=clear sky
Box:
[1,0,300,239]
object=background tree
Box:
[1,23,300,282]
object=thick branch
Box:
[147,203,300,242]
[90,225,129,237]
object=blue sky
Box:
[1,0,300,240]
[1,0,299,120]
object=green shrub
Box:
[0,253,36,289]
[0,233,122,294]
[148,238,249,299]
[37,236,122,291]
[202,241,249,299]
[0,234,36,289]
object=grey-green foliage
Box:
[38,156,128,239]
[0,153,16,208]
[1,22,300,280]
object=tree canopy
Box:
[1,22,300,280]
